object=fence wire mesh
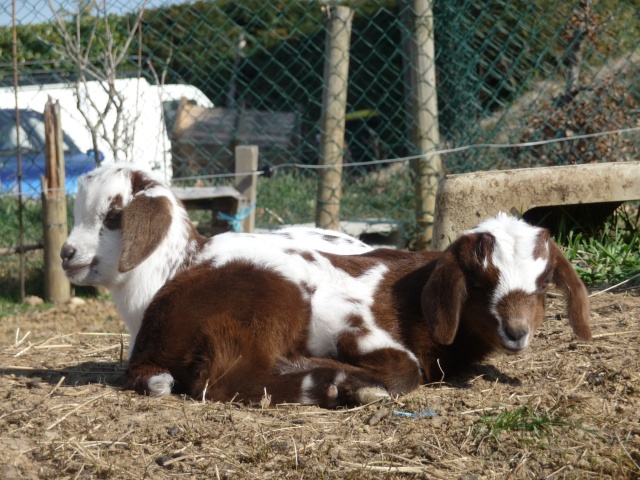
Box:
[0,0,639,299]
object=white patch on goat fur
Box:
[274,226,373,254]
[200,227,371,264]
[300,374,316,405]
[469,213,548,298]
[147,373,175,397]
[334,370,347,385]
[468,213,548,347]
[358,330,420,364]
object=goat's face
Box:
[60,165,173,287]
[422,214,591,354]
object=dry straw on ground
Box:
[1,288,639,479]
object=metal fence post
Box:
[316,5,353,231]
[405,0,443,250]
[42,98,71,304]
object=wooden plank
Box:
[171,186,243,202]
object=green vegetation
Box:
[255,168,416,229]
[0,196,76,302]
[478,405,566,439]
[561,206,640,287]
[255,170,316,227]
[0,295,51,320]
[477,404,600,441]
[0,197,46,246]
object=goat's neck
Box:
[434,323,496,380]
[421,326,496,382]
[110,210,207,350]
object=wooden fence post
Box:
[42,98,71,304]
[235,145,258,233]
[404,0,443,250]
[316,5,354,231]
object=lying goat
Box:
[61,164,372,351]
[62,164,591,407]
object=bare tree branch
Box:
[46,0,148,164]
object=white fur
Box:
[147,373,175,397]
[64,166,195,350]
[300,374,315,405]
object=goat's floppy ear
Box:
[549,241,591,340]
[421,249,467,345]
[118,194,173,273]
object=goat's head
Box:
[422,213,591,354]
[60,164,175,287]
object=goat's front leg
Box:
[335,330,424,396]
[345,347,424,396]
[124,361,175,397]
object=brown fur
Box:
[119,195,173,273]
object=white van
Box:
[0,78,213,182]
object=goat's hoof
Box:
[355,386,390,405]
[147,373,175,397]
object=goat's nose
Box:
[504,324,529,342]
[60,243,76,262]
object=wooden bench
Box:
[171,186,248,236]
[432,161,640,250]
[170,145,259,235]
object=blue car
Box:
[0,108,99,197]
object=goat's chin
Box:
[499,343,530,355]
[504,347,526,356]
[63,261,103,286]
[63,265,92,283]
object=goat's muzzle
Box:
[493,290,539,353]
[60,242,95,281]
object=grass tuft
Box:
[560,205,640,287]
[477,405,602,443]
[478,405,566,439]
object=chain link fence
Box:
[1,0,639,299]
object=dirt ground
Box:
[0,287,639,480]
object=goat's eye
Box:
[102,209,122,230]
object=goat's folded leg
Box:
[345,347,424,396]
[270,349,423,408]
[124,362,175,397]
[171,358,382,408]
[266,358,388,408]
[335,331,424,398]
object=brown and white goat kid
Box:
[60,164,373,354]
[62,165,591,408]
